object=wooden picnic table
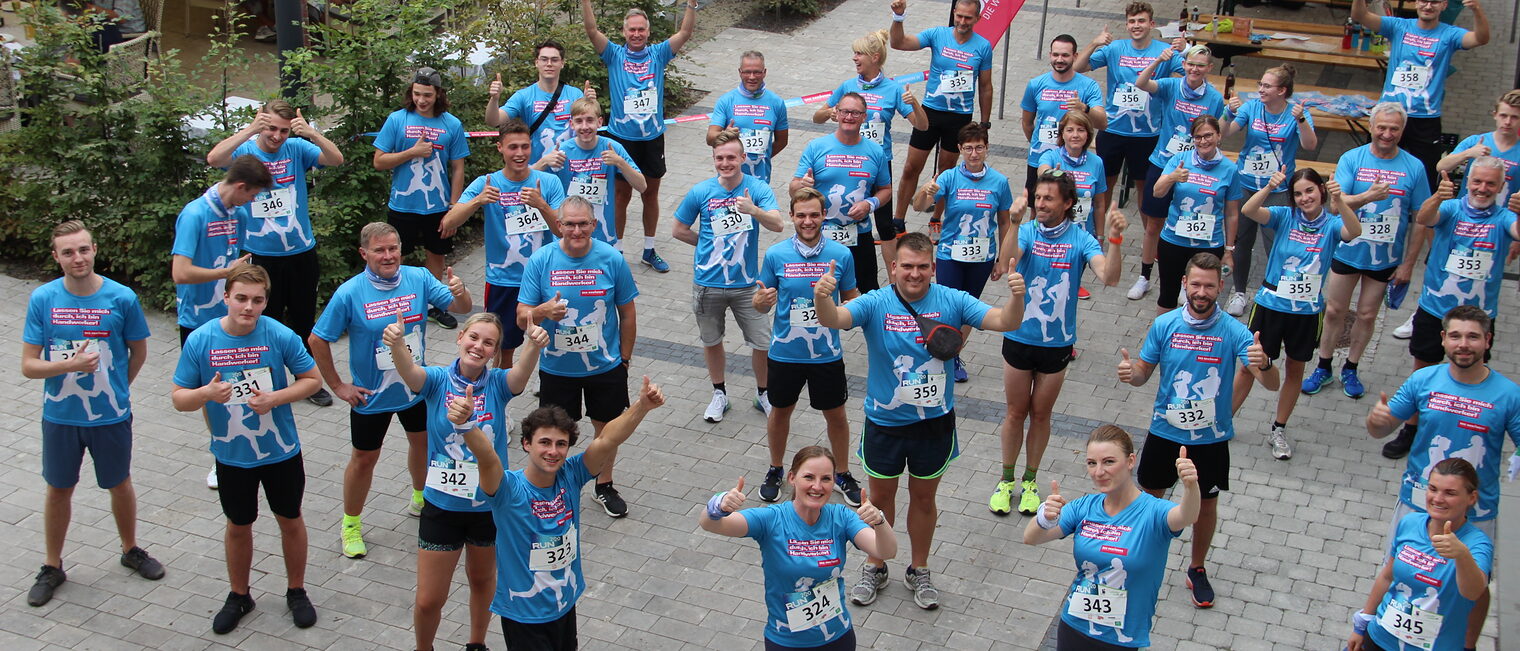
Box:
[1205,74,1373,142]
[1198,14,1344,37]
[1188,24,1387,72]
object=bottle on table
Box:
[1342,17,1353,50]
[1224,63,1236,99]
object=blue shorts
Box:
[484,283,526,350]
[42,416,133,489]
[935,258,995,299]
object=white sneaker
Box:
[1225,292,1248,317]
[1393,313,1414,340]
[206,465,219,490]
[704,390,731,423]
[753,391,772,417]
[1267,425,1293,460]
[1126,276,1151,300]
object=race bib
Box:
[822,223,858,247]
[1392,64,1432,92]
[1173,212,1216,241]
[505,207,548,235]
[554,323,599,352]
[225,366,273,406]
[1444,248,1493,281]
[1241,153,1280,178]
[1273,273,1323,303]
[784,578,843,632]
[571,178,606,205]
[623,88,657,116]
[48,338,90,363]
[1164,397,1215,430]
[1358,209,1397,243]
[1038,122,1060,148]
[425,460,479,500]
[788,296,819,328]
[950,236,991,262]
[1164,134,1195,157]
[710,206,750,237]
[1072,197,1093,224]
[860,120,887,146]
[375,328,423,371]
[1113,86,1150,111]
[528,527,578,572]
[1379,605,1443,650]
[251,186,296,219]
[895,372,946,408]
[740,129,771,155]
[940,70,974,94]
[1066,585,1129,628]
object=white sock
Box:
[644,236,656,250]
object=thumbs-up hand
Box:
[1436,170,1456,201]
[477,177,501,207]
[1158,45,1176,61]
[902,83,919,107]
[409,136,434,159]
[1091,25,1112,48]
[489,72,503,98]
[521,179,546,209]
[1117,348,1135,383]
[524,323,550,348]
[447,385,475,425]
[1041,480,1066,522]
[1170,164,1190,184]
[1107,209,1129,240]
[1326,179,1343,202]
[1365,182,1391,203]
[736,189,758,215]
[249,110,273,135]
[538,291,568,322]
[1011,190,1029,223]
[720,477,747,514]
[383,310,407,349]
[70,339,100,374]
[1431,519,1470,559]
[1507,190,1520,215]
[638,374,666,408]
[291,108,313,138]
[1369,391,1398,429]
[204,371,233,404]
[1465,142,1491,160]
[921,179,940,198]
[600,147,624,168]
[1007,268,1025,298]
[1247,331,1268,370]
[1176,446,1198,486]
[583,80,597,101]
[246,386,276,414]
[856,487,886,526]
[1227,96,1243,114]
[540,150,568,170]
[445,266,466,297]
[796,169,815,189]
[1290,101,1304,122]
[813,260,838,300]
[753,280,778,311]
[1267,169,1287,192]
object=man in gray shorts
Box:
[672,129,786,422]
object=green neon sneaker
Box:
[988,480,1016,515]
[409,488,425,517]
[340,520,366,559]
[1018,480,1042,516]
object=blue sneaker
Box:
[641,248,670,273]
[1341,368,1365,399]
[953,357,969,383]
[1301,367,1332,395]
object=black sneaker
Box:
[759,465,784,503]
[26,565,65,607]
[286,587,317,628]
[307,388,333,407]
[120,547,164,580]
[1382,427,1416,459]
[430,306,458,330]
[834,471,862,507]
[593,483,628,518]
[1185,566,1215,608]
[212,591,255,634]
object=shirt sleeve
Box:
[1094,171,1109,195]
[674,187,701,226]
[1377,16,1403,38]
[540,174,567,210]
[1387,371,1422,421]
[459,174,487,204]
[1231,320,1252,367]
[1408,158,1433,206]
[1433,199,1458,229]
[423,268,455,312]
[838,252,859,294]
[310,284,350,343]
[872,149,891,188]
[1057,494,1082,536]
[171,208,200,258]
[283,325,317,375]
[838,504,869,540]
[446,118,471,161]
[933,170,951,203]
[121,294,151,341]
[794,142,816,179]
[1232,102,1251,129]
[22,291,44,346]
[1139,319,1165,365]
[997,176,1015,211]
[759,252,778,289]
[613,257,639,305]
[518,254,546,307]
[827,84,844,108]
[740,504,774,540]
[1020,81,1039,113]
[374,113,402,153]
[751,179,780,212]
[956,288,992,329]
[843,288,880,330]
[773,96,790,130]
[504,90,527,121]
[1088,46,1110,71]
[1082,80,1103,108]
[1506,390,1520,449]
[295,138,324,169]
[1226,170,1245,202]
[1080,231,1104,263]
[915,28,937,50]
[172,334,204,388]
[1468,532,1494,576]
[1267,206,1291,232]
[710,94,733,128]
[977,41,993,72]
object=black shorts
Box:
[485,283,527,350]
[1248,304,1322,363]
[180,325,194,347]
[539,364,630,423]
[606,133,666,179]
[218,454,305,526]
[1329,258,1396,284]
[1096,131,1159,187]
[765,629,857,651]
[350,400,429,451]
[502,608,577,651]
[1137,434,1229,499]
[1002,338,1075,375]
[908,107,972,152]
[417,499,496,552]
[389,209,453,256]
[1400,116,1443,189]
[1025,164,1041,198]
[765,358,848,411]
[1157,239,1223,310]
[858,411,959,480]
[1139,163,1173,220]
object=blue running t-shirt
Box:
[486,453,593,624]
[375,109,471,214]
[1139,308,1254,444]
[311,266,454,414]
[759,239,857,364]
[847,285,990,426]
[675,175,779,289]
[519,240,640,378]
[1388,364,1520,521]
[1058,492,1180,649]
[744,503,868,648]
[1332,144,1432,271]
[24,277,150,427]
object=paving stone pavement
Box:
[2,0,1519,649]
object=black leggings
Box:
[849,239,880,293]
[252,248,319,352]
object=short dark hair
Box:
[790,187,826,214]
[1442,305,1492,335]
[1051,34,1078,51]
[1190,114,1222,138]
[497,117,531,143]
[536,40,566,60]
[1036,169,1078,218]
[898,231,934,256]
[520,406,580,447]
[1124,2,1155,19]
[1184,252,1222,279]
[226,154,273,191]
[957,122,989,146]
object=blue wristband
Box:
[453,420,477,436]
[1351,611,1373,636]
[866,196,881,211]
[705,492,730,520]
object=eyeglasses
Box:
[837,109,866,117]
[961,144,988,153]
[413,67,442,87]
[536,56,563,63]
[1414,0,1446,5]
[560,221,595,230]
[1257,81,1280,89]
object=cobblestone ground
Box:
[2,0,1518,649]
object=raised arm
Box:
[1350,0,1380,33]
[737,190,785,232]
[1416,172,1454,227]
[1242,171,1284,225]
[1022,480,1066,545]
[888,0,920,50]
[291,109,343,166]
[1366,390,1406,439]
[1093,206,1128,286]
[1116,346,1155,387]
[1463,0,1490,49]
[486,73,505,127]
[580,0,610,54]
[172,252,251,285]
[1166,448,1202,531]
[667,1,699,54]
[812,261,856,330]
[583,375,665,475]
[450,386,504,496]
[207,116,264,168]
[1133,48,1171,94]
[21,340,99,380]
[379,311,427,393]
[697,477,751,537]
[507,325,548,395]
[1074,26,1111,73]
[977,266,1026,331]
[850,488,897,560]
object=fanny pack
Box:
[894,286,962,361]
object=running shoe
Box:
[26,565,65,607]
[759,465,784,503]
[1225,291,1247,317]
[754,391,772,416]
[1017,480,1041,516]
[849,563,887,606]
[212,591,255,634]
[1185,566,1215,608]
[927,217,942,242]
[1077,287,1091,300]
[904,566,940,610]
[1392,313,1415,340]
[1301,367,1332,395]
[988,480,1016,515]
[641,248,670,273]
[429,306,458,330]
[1267,424,1293,460]
[307,387,333,407]
[464,645,489,651]
[594,482,628,518]
[286,587,317,628]
[207,465,219,490]
[408,488,425,517]
[254,25,277,42]
[1341,368,1365,399]
[953,357,969,383]
[120,547,165,580]
[703,390,730,423]
[835,471,862,507]
[1382,427,1416,460]
[1126,276,1150,300]
[340,520,366,559]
